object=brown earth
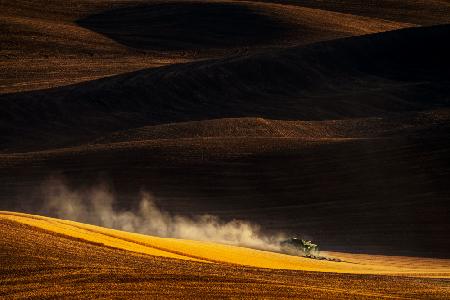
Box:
[1,111,449,257]
[1,216,450,299]
[1,0,450,270]
[0,0,409,93]
[2,23,449,150]
[254,0,450,25]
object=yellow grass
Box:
[1,211,449,278]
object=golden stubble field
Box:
[1,212,450,299]
[1,0,450,298]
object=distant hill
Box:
[1,24,449,150]
[0,0,408,93]
[257,0,450,25]
[1,0,450,259]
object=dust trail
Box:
[40,178,286,252]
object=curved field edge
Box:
[1,211,449,277]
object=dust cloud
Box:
[40,178,286,252]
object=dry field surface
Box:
[1,212,450,299]
[0,0,410,93]
[1,0,450,298]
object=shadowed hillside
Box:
[1,24,449,150]
[1,111,449,257]
[76,2,296,51]
[258,0,450,25]
[0,0,407,93]
[93,110,450,143]
[1,0,450,262]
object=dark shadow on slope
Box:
[254,0,450,25]
[76,2,295,51]
[1,132,450,257]
[0,24,450,151]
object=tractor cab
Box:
[280,237,318,256]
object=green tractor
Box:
[280,238,319,256]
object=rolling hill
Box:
[259,0,450,25]
[1,10,450,257]
[1,24,449,151]
[0,0,409,93]
[1,108,449,257]
[1,0,450,284]
[1,212,449,299]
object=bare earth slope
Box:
[0,0,408,93]
[1,0,450,267]
[257,0,450,25]
[1,111,449,257]
[1,24,449,150]
[94,110,450,143]
[1,212,449,299]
